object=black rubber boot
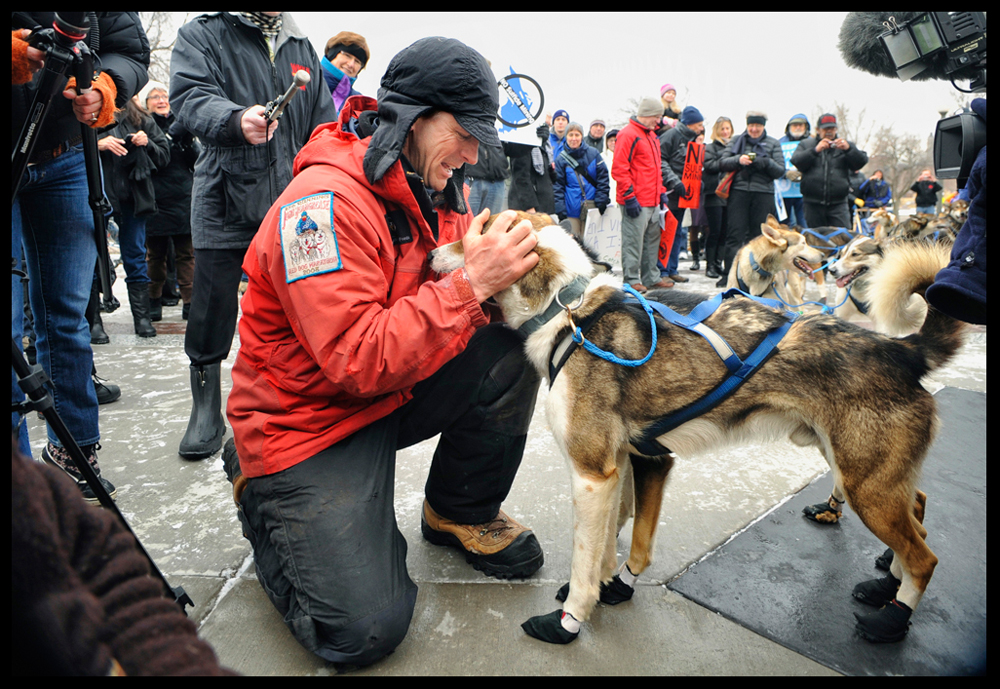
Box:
[179,362,225,460]
[149,296,162,322]
[127,282,156,337]
[87,281,110,344]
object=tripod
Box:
[12,12,192,613]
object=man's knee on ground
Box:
[297,586,418,667]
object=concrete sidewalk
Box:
[26,259,986,676]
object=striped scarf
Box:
[240,12,282,58]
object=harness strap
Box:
[632,315,794,456]
[849,289,870,315]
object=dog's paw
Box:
[554,576,634,605]
[521,610,580,644]
[854,600,912,643]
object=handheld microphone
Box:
[265,69,310,123]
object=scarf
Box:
[321,56,356,114]
[240,12,282,58]
[730,129,770,159]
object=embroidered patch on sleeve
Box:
[279,192,343,283]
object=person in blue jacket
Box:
[858,169,892,208]
[553,122,610,238]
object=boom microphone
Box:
[265,69,310,122]
[838,12,986,84]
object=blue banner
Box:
[776,140,802,199]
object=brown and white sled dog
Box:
[829,236,950,335]
[430,210,965,645]
[726,215,825,306]
[828,235,884,324]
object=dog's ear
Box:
[765,214,783,229]
[761,222,787,248]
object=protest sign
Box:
[678,141,705,209]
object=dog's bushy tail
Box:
[867,240,966,371]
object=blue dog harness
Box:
[547,285,798,457]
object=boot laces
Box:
[477,514,512,539]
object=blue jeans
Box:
[12,145,100,453]
[783,197,805,227]
[116,201,150,284]
[467,178,507,216]
[916,205,936,215]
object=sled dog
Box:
[430,210,965,645]
[726,215,825,305]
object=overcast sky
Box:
[290,11,965,141]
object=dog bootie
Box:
[521,610,580,644]
[874,547,894,571]
[802,499,842,524]
[854,599,912,643]
[852,573,901,607]
[555,574,635,605]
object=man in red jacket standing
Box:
[223,37,544,667]
[612,97,671,291]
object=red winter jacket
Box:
[227,96,489,478]
[611,116,666,206]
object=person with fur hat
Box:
[322,30,370,115]
[718,110,787,271]
[223,36,544,666]
[612,97,672,291]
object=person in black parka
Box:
[168,12,336,460]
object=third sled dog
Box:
[727,215,825,305]
[430,210,966,645]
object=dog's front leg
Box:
[522,464,621,644]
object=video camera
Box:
[878,12,986,90]
[839,12,987,182]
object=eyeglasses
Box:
[147,94,169,102]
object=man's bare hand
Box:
[241,104,278,145]
[62,86,105,125]
[462,209,539,303]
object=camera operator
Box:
[12,12,151,502]
[926,97,987,325]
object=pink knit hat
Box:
[660,83,677,96]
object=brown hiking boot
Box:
[421,499,543,579]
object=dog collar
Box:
[736,251,774,295]
[518,276,591,337]
[748,251,773,280]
